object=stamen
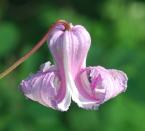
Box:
[0,20,70,79]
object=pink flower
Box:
[20,22,128,111]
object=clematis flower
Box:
[20,20,128,111]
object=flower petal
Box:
[105,68,128,101]
[48,24,91,77]
[20,62,71,111]
[47,24,92,109]
[73,66,128,109]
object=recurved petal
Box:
[73,66,128,109]
[105,68,128,101]
[20,62,71,111]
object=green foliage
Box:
[0,23,19,56]
[0,0,145,131]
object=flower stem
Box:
[0,19,70,79]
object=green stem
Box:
[0,20,70,79]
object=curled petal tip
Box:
[71,66,128,109]
[20,62,71,111]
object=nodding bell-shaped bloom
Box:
[20,21,128,111]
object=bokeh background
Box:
[0,0,145,130]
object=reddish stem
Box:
[0,20,70,79]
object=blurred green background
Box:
[0,0,145,131]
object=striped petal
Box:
[48,24,92,108]
[73,66,128,109]
[20,62,71,111]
